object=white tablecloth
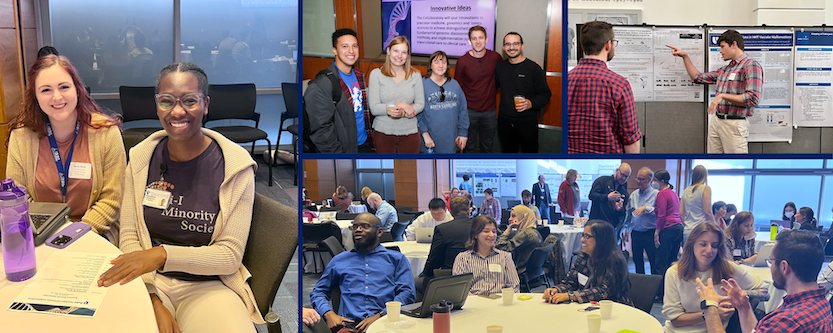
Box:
[0,230,158,333]
[348,205,368,214]
[548,224,584,271]
[741,265,784,313]
[381,241,430,278]
[368,293,663,333]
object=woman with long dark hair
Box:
[6,54,124,242]
[542,220,633,305]
[453,215,519,295]
[724,211,757,263]
[782,202,797,227]
[795,206,818,231]
[653,169,683,276]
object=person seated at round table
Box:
[782,201,797,228]
[360,186,375,214]
[724,203,737,226]
[97,62,262,333]
[542,220,633,305]
[453,215,520,295]
[6,54,125,242]
[662,222,767,333]
[724,211,758,264]
[712,201,727,230]
[795,206,818,231]
[331,186,353,213]
[496,205,542,276]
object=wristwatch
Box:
[700,300,718,309]
[567,291,575,303]
[378,310,387,318]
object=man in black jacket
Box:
[418,196,472,296]
[304,28,372,153]
[532,174,552,220]
[589,163,631,242]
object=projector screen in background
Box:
[382,0,497,57]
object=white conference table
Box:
[367,293,663,333]
[381,241,430,278]
[0,230,158,333]
[741,265,784,313]
[547,224,584,271]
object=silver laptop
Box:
[30,202,71,246]
[415,227,434,243]
[750,243,774,267]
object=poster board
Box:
[793,31,833,127]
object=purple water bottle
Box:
[1,179,36,281]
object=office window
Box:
[751,175,821,223]
[756,159,823,169]
[708,175,751,213]
[302,0,337,57]
[49,0,174,93]
[692,159,752,170]
[819,176,833,225]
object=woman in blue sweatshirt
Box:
[418,51,469,154]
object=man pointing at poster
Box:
[668,29,763,154]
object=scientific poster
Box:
[608,26,654,101]
[653,28,705,101]
[475,174,500,196]
[500,174,516,198]
[793,31,833,127]
[708,29,793,142]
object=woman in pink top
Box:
[653,169,683,276]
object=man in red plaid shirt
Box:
[668,29,763,154]
[698,229,832,333]
[479,188,501,222]
[568,21,641,154]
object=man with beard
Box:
[589,163,630,242]
[305,28,371,153]
[697,229,832,333]
[521,189,541,220]
[310,213,415,333]
[494,32,551,153]
[668,30,762,154]
[366,193,398,232]
[419,196,473,295]
[567,21,641,154]
[456,26,503,153]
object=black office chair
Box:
[204,83,272,186]
[278,82,299,153]
[286,124,298,185]
[335,212,359,221]
[379,232,394,244]
[628,273,663,314]
[119,86,163,138]
[520,245,553,292]
[507,200,521,207]
[243,193,297,333]
[390,222,410,242]
[536,226,551,240]
[321,236,345,257]
[302,222,342,273]
[384,245,401,252]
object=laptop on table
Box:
[415,228,434,243]
[401,273,473,318]
[30,202,71,246]
[745,243,774,267]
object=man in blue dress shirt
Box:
[311,213,415,332]
[367,193,398,232]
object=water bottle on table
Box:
[0,179,36,282]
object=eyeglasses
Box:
[617,169,631,180]
[155,93,205,112]
[636,177,650,181]
[439,86,445,103]
[581,233,595,240]
[765,257,782,267]
[504,42,521,47]
[611,39,619,47]
[348,223,379,231]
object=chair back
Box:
[379,232,393,244]
[281,82,299,119]
[433,269,453,278]
[628,273,663,314]
[390,222,409,242]
[524,245,552,280]
[536,226,551,240]
[243,193,297,332]
[397,213,414,224]
[205,83,258,122]
[118,86,158,122]
[321,235,345,257]
[384,245,401,252]
[507,200,521,207]
[303,222,342,246]
[335,212,359,221]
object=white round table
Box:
[754,231,775,252]
[349,205,368,214]
[0,230,158,333]
[741,265,784,313]
[367,293,663,333]
[381,241,431,278]
[548,224,584,270]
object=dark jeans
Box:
[656,224,683,275]
[498,116,538,153]
[464,109,496,153]
[358,140,372,153]
[631,229,658,275]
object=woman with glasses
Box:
[98,62,261,333]
[496,205,543,279]
[417,50,469,154]
[368,36,425,153]
[453,215,520,295]
[654,169,684,276]
[6,55,124,242]
[680,165,714,244]
[662,222,766,333]
[542,220,633,305]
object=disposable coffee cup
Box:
[587,314,602,333]
[600,300,613,319]
[386,301,401,322]
[558,219,564,226]
[542,219,548,225]
[486,325,503,333]
[502,288,514,305]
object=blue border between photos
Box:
[296,1,304,332]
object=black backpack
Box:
[303,69,341,153]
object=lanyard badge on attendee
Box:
[143,162,172,210]
[46,120,81,203]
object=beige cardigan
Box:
[5,113,125,235]
[119,128,264,324]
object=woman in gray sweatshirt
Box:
[418,50,469,154]
[368,36,425,153]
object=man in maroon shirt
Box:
[456,26,503,153]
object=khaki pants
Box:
[154,274,256,333]
[708,115,749,154]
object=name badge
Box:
[728,73,737,80]
[489,264,501,273]
[733,249,742,257]
[143,188,172,209]
[68,162,92,179]
[578,272,589,286]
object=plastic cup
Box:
[386,104,398,118]
[513,95,525,108]
[386,301,401,322]
[587,314,602,333]
[486,325,503,333]
[542,219,548,225]
[600,300,613,319]
[502,288,514,305]
[558,219,564,226]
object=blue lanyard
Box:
[45,120,80,202]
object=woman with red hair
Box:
[6,55,124,242]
